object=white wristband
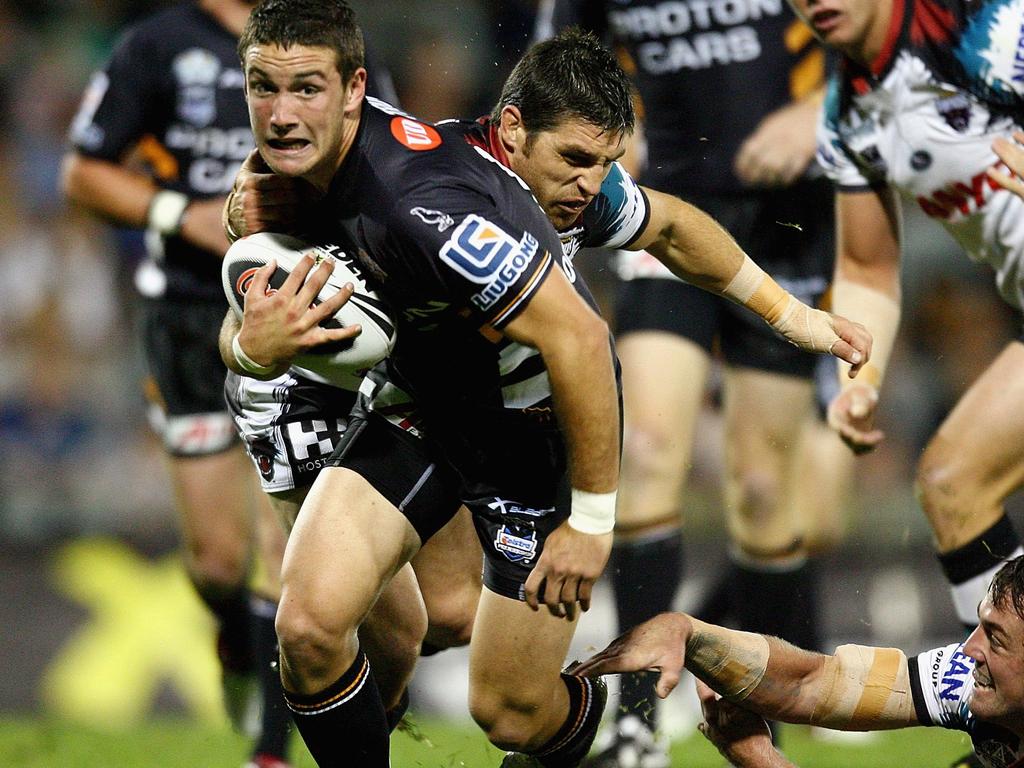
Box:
[567,488,617,535]
[147,190,190,236]
[231,333,276,376]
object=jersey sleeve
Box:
[908,642,977,731]
[815,78,883,191]
[394,188,558,331]
[535,0,609,41]
[68,26,158,159]
[580,162,651,249]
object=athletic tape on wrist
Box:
[147,190,190,237]
[687,619,769,701]
[567,488,617,535]
[832,279,900,390]
[231,333,276,376]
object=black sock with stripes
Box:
[611,529,684,730]
[250,596,291,759]
[531,674,606,767]
[283,649,389,767]
[938,515,1024,630]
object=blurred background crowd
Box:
[1,0,1019,733]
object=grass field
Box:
[0,714,974,767]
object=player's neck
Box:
[199,0,254,37]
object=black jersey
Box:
[540,0,826,195]
[68,1,397,302]
[313,98,618,500]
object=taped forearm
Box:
[686,618,770,701]
[809,645,914,730]
[723,256,839,353]
[831,279,900,389]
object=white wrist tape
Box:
[231,333,276,376]
[147,190,190,236]
[831,279,900,390]
[567,488,617,535]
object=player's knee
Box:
[468,687,545,752]
[622,424,680,481]
[729,470,802,559]
[275,598,348,684]
[184,545,249,596]
[915,446,979,546]
[730,469,782,528]
[423,592,477,650]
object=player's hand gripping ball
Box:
[222,232,396,389]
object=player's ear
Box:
[498,105,526,154]
[345,68,367,110]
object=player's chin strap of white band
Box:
[232,333,277,376]
[567,488,617,535]
[147,189,190,237]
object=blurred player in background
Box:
[796,0,1024,642]
[59,1,393,765]
[537,2,851,764]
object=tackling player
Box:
[571,555,1024,768]
[537,3,850,762]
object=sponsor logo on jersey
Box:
[250,436,276,481]
[410,207,455,232]
[493,524,538,563]
[935,93,972,132]
[439,214,540,311]
[487,498,554,518]
[390,116,442,150]
[172,48,221,127]
[939,648,973,701]
[916,162,1005,220]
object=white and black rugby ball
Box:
[222,232,396,389]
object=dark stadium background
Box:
[1,0,1020,743]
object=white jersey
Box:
[909,641,1023,767]
[816,0,1024,310]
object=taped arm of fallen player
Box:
[502,265,619,620]
[571,612,918,731]
[827,187,902,454]
[60,152,229,256]
[629,187,871,373]
[217,254,358,379]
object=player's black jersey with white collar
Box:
[311,99,618,496]
[69,2,247,300]
[538,0,825,195]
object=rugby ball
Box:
[222,232,396,390]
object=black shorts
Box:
[141,295,236,455]
[331,412,573,601]
[615,178,834,379]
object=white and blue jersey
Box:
[817,0,1024,310]
[909,642,1023,767]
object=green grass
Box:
[0,714,973,767]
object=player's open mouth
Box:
[267,138,311,152]
[811,10,841,33]
[974,670,993,689]
[559,200,586,213]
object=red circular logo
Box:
[390,117,442,151]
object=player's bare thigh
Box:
[277,466,421,692]
[617,330,712,532]
[917,341,1024,552]
[722,367,815,558]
